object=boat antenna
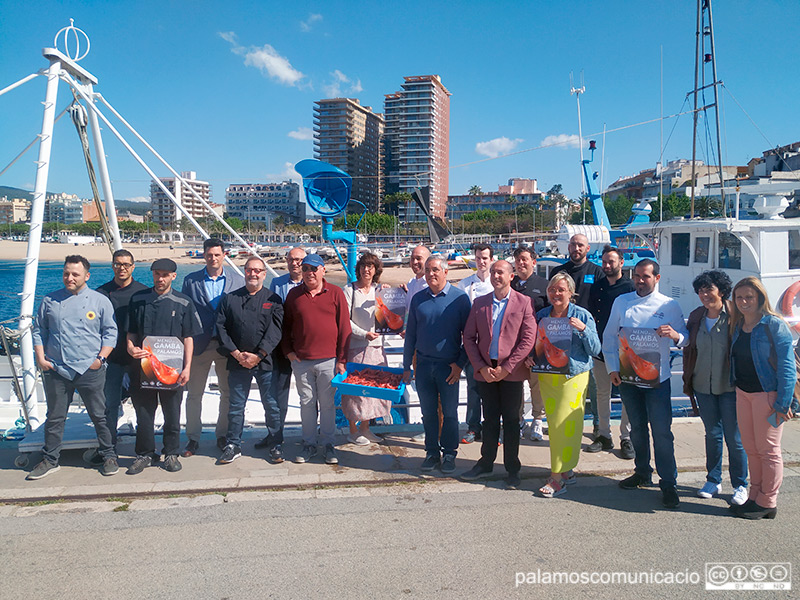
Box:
[690,0,726,218]
[570,71,586,223]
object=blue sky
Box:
[1,0,798,206]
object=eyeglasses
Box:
[113,262,133,269]
[289,257,304,263]
[301,265,320,272]
[245,267,265,274]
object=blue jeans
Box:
[695,391,748,488]
[268,358,293,442]
[464,362,482,434]
[103,362,131,446]
[227,368,275,447]
[619,380,677,490]
[41,366,115,464]
[415,359,460,458]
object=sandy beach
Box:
[0,240,471,287]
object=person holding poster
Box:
[341,252,394,445]
[603,259,688,509]
[126,259,203,475]
[526,273,600,498]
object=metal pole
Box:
[690,0,702,218]
[706,0,726,216]
[18,59,62,427]
[85,87,122,250]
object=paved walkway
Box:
[2,418,799,504]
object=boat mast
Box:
[570,72,586,223]
[690,0,726,218]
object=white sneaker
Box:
[347,434,370,446]
[731,485,748,506]
[697,481,722,498]
[530,420,544,442]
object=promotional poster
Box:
[618,327,661,388]
[139,335,184,390]
[530,317,571,374]
[375,287,406,334]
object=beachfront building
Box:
[150,171,212,230]
[384,75,451,222]
[0,198,31,224]
[313,98,384,213]
[44,193,83,225]
[448,179,545,219]
[605,159,744,200]
[225,181,305,227]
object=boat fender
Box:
[780,280,800,333]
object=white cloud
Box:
[288,127,314,141]
[219,31,306,87]
[267,162,302,183]
[475,137,524,159]
[540,134,581,149]
[300,13,323,32]
[322,69,363,97]
[125,196,149,203]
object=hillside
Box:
[0,185,149,215]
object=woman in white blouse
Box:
[342,253,392,445]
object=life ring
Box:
[781,280,800,333]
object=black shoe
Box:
[217,436,228,451]
[181,440,199,458]
[441,454,456,474]
[323,444,339,465]
[101,457,119,476]
[420,454,440,472]
[268,444,284,464]
[460,463,493,481]
[730,498,756,515]
[83,449,104,467]
[662,487,680,509]
[26,460,60,480]
[584,435,613,453]
[218,444,241,464]
[619,473,653,489]
[126,455,152,475]
[293,444,317,464]
[737,501,777,520]
[163,455,182,472]
[505,473,521,490]
[620,439,635,460]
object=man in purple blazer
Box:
[461,260,537,489]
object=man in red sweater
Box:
[282,254,351,465]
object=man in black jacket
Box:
[216,256,285,464]
[549,233,605,309]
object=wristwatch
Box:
[97,355,107,366]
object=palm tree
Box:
[468,185,483,196]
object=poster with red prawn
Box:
[530,317,571,374]
[618,327,661,388]
[140,336,184,390]
[374,287,406,334]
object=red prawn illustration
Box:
[619,337,659,381]
[537,327,568,368]
[375,297,404,330]
[141,345,180,385]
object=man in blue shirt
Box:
[181,239,244,457]
[29,255,118,480]
[403,255,471,474]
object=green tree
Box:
[382,192,412,216]
[468,185,483,196]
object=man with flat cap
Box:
[126,258,203,475]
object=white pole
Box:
[86,87,122,250]
[18,59,62,427]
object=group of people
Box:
[27,235,797,520]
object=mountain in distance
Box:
[0,185,149,216]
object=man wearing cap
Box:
[281,254,351,465]
[181,238,244,457]
[252,246,307,451]
[126,258,203,475]
[28,255,118,480]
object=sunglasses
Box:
[301,264,321,272]
[113,262,133,269]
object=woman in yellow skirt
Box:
[527,272,600,497]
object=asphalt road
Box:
[1,472,797,599]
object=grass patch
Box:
[112,503,129,512]
[23,498,65,507]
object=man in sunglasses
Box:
[95,249,148,452]
[216,256,284,464]
[281,254,351,465]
